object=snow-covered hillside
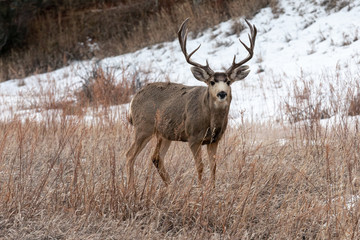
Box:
[1,0,360,124]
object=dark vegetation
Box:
[0,0,277,81]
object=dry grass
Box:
[1,103,360,239]
[2,48,360,238]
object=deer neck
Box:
[203,89,230,141]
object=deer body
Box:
[126,19,256,188]
[129,81,230,144]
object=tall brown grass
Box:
[1,110,360,239]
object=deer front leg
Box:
[189,142,203,183]
[207,142,218,188]
[151,137,171,185]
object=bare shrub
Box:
[269,0,283,17]
[214,39,234,48]
[76,64,136,108]
[348,88,360,116]
[323,0,352,11]
[285,102,331,123]
[226,20,245,37]
[227,0,275,19]
[284,78,332,124]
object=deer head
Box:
[178,18,257,107]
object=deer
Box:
[126,18,257,189]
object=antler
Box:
[226,19,257,74]
[178,18,214,76]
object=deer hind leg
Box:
[126,133,152,189]
[189,142,203,183]
[207,142,218,188]
[152,137,171,185]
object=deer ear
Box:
[191,66,210,82]
[228,65,250,82]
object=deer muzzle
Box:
[217,91,227,100]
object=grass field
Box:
[1,104,359,239]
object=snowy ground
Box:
[1,0,360,124]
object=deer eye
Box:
[226,81,231,86]
[210,81,215,86]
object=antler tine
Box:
[226,19,257,74]
[178,18,214,75]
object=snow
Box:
[1,0,360,124]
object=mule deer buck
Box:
[126,18,257,188]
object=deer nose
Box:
[217,91,227,99]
